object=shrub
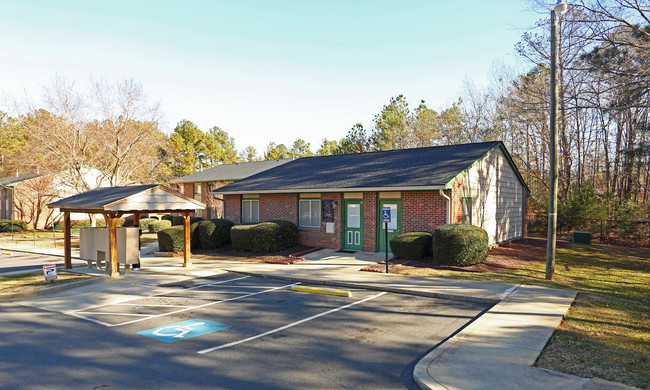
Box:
[157,226,184,253]
[231,220,298,253]
[161,215,173,223]
[171,215,184,226]
[149,219,172,233]
[190,216,203,225]
[138,218,157,231]
[0,219,27,232]
[432,224,488,266]
[198,219,234,249]
[122,215,135,227]
[390,231,433,260]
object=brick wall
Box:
[260,193,298,223]
[224,194,241,224]
[362,192,377,252]
[298,193,342,248]
[402,190,448,233]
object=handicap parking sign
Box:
[382,207,391,223]
[138,319,231,343]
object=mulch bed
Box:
[360,238,571,274]
[191,244,319,264]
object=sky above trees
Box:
[1,0,541,153]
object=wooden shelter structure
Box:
[48,185,205,277]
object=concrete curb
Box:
[0,275,110,301]
[227,270,501,305]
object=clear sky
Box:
[1,0,543,156]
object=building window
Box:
[242,199,259,223]
[193,183,202,201]
[299,199,321,228]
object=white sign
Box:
[43,264,57,282]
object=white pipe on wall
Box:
[439,189,450,225]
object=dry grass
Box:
[0,271,95,294]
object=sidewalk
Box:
[0,243,637,389]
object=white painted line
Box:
[66,275,251,318]
[197,292,387,354]
[116,303,191,308]
[67,312,115,327]
[108,282,301,327]
[75,312,153,317]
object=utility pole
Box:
[547,0,568,280]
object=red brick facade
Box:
[221,190,458,252]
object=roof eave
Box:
[213,185,448,195]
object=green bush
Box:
[171,215,184,226]
[0,219,27,232]
[390,231,433,260]
[157,226,184,253]
[149,219,172,233]
[198,219,234,249]
[54,219,107,230]
[138,218,157,231]
[190,216,203,224]
[122,215,135,227]
[231,220,298,253]
[432,224,488,266]
[161,214,173,223]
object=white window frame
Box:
[242,199,259,223]
[299,199,321,228]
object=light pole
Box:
[547,0,568,280]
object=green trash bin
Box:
[573,231,591,244]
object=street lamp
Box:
[546,0,568,280]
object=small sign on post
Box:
[382,207,391,273]
[43,264,57,282]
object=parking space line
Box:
[197,292,387,354]
[108,282,301,327]
[116,304,192,308]
[67,312,116,327]
[75,312,153,317]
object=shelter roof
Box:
[48,184,205,213]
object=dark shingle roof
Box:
[0,172,41,187]
[48,184,159,209]
[170,159,293,183]
[215,141,511,194]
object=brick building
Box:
[214,141,530,252]
[170,159,293,219]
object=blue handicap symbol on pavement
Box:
[138,319,231,343]
[382,207,391,223]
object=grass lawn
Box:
[0,270,95,294]
[0,231,81,249]
[382,239,649,389]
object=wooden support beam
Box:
[133,212,141,227]
[108,213,120,277]
[182,212,191,268]
[64,212,71,269]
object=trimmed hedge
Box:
[54,219,107,230]
[161,214,173,224]
[161,214,202,226]
[0,219,27,232]
[231,220,298,252]
[148,219,172,233]
[390,231,433,260]
[156,223,201,252]
[138,218,157,231]
[157,226,184,253]
[432,224,489,266]
[198,219,234,249]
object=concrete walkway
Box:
[0,243,637,390]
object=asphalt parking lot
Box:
[1,273,489,389]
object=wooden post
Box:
[182,212,191,268]
[133,212,141,227]
[64,211,71,269]
[108,213,119,277]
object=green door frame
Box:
[377,199,402,252]
[342,199,364,250]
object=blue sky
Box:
[1,0,543,155]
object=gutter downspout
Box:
[439,189,450,225]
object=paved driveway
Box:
[0,251,84,275]
[2,273,489,389]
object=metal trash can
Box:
[573,231,591,244]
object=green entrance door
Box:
[378,200,402,253]
[343,200,363,251]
